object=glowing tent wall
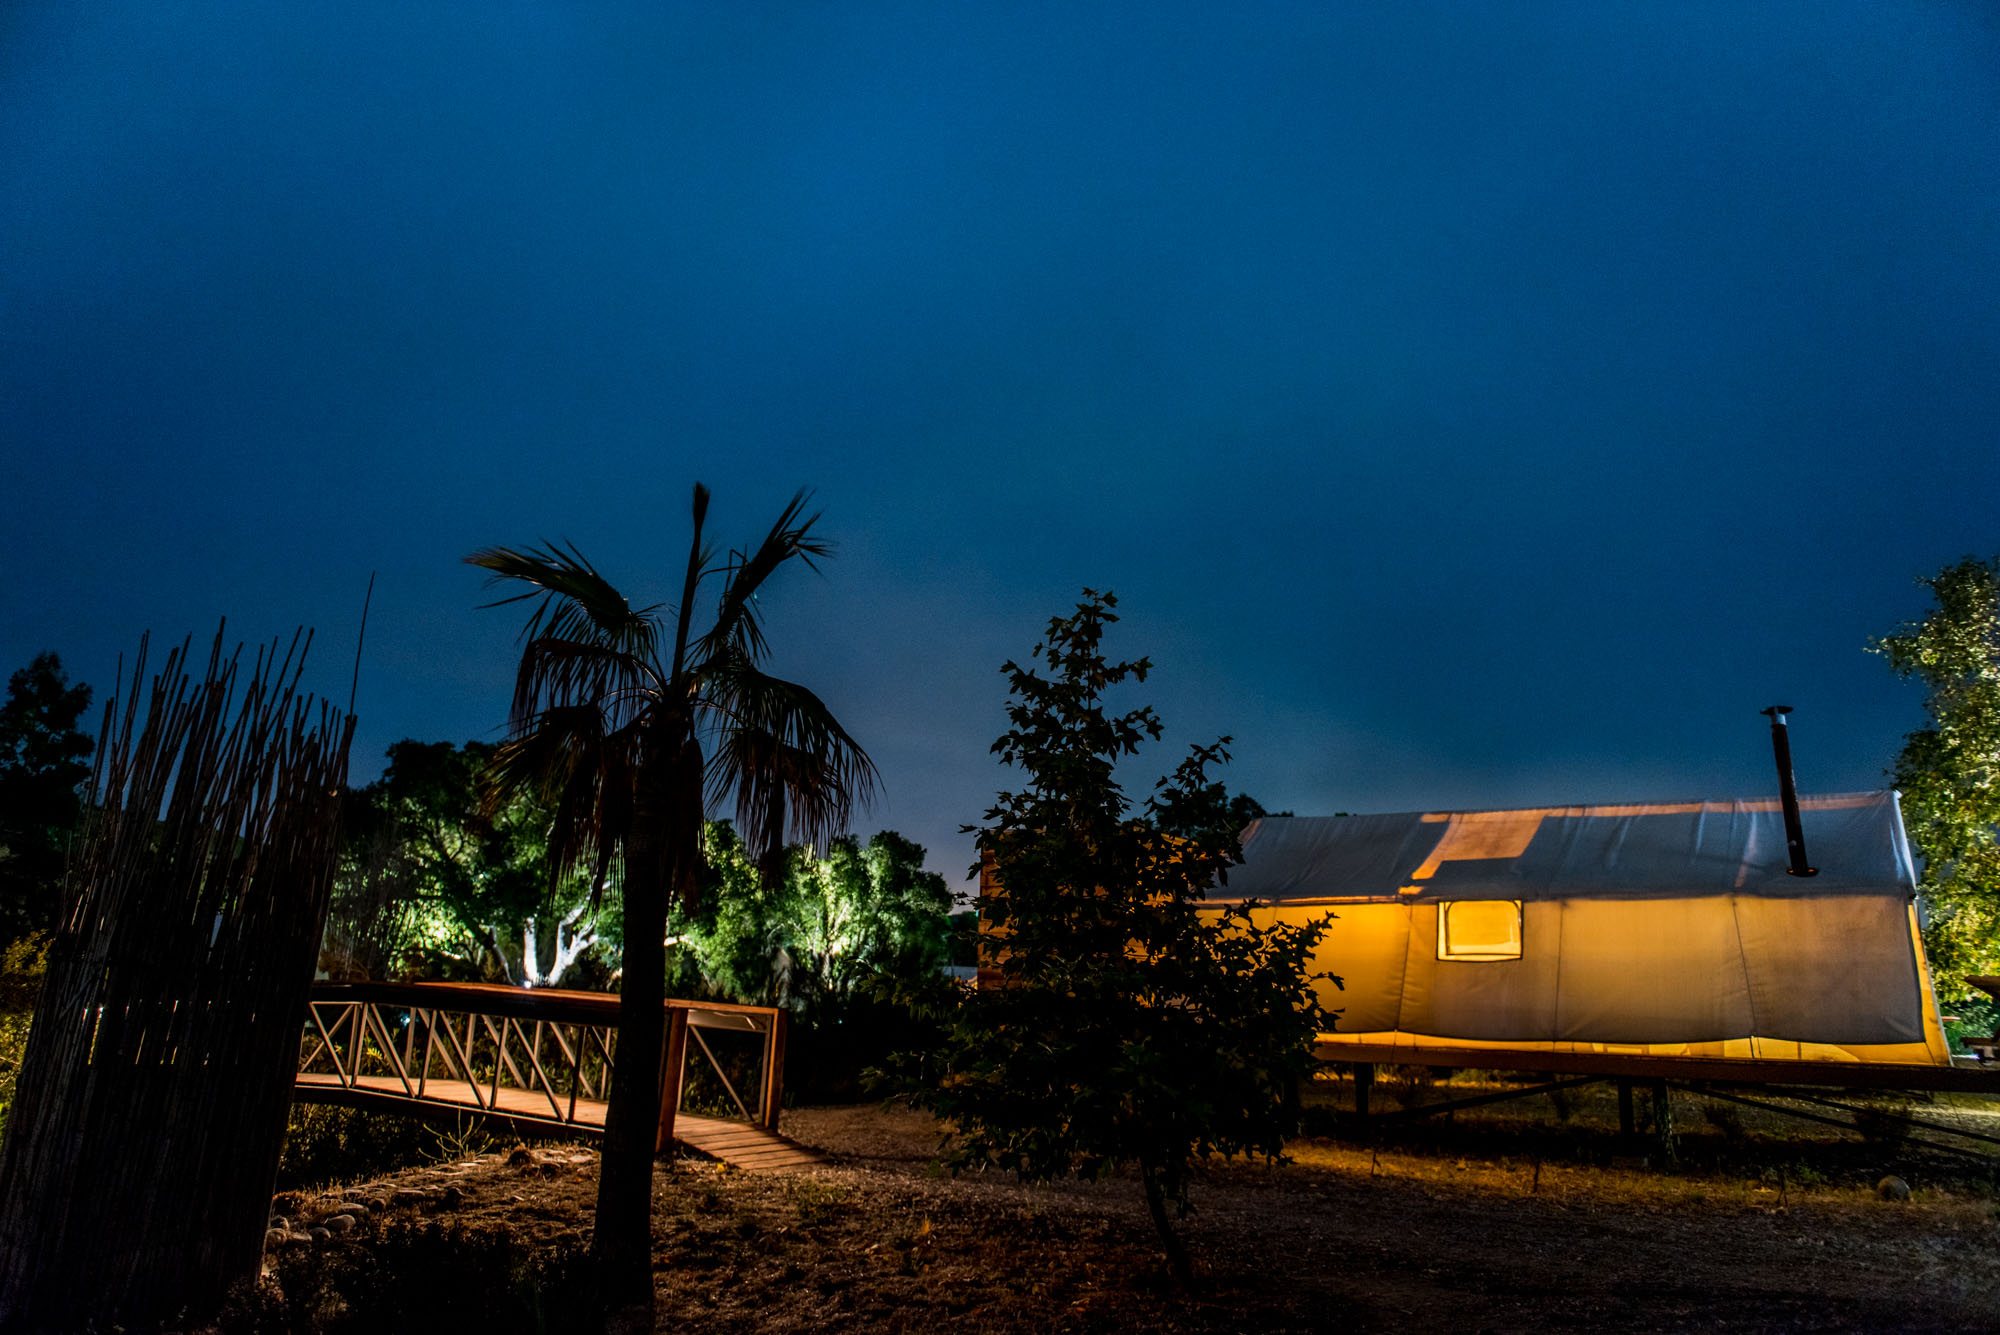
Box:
[1222,793,1951,1067]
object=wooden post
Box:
[1353,1062,1374,1120]
[760,1008,789,1131]
[654,1006,689,1153]
[1650,1078,1677,1166]
[1617,1078,1635,1146]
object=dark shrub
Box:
[242,1220,593,1335]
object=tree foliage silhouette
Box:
[918,591,1332,1286]
[0,653,93,942]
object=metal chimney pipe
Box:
[1761,705,1816,877]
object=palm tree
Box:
[467,484,874,1330]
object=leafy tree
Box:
[323,740,605,985]
[671,823,952,1011]
[782,830,954,1012]
[667,823,956,1103]
[671,821,787,1003]
[0,654,93,942]
[1152,783,1286,844]
[917,591,1332,1286]
[468,485,873,1331]
[943,909,980,968]
[1872,556,2000,983]
[0,937,50,1142]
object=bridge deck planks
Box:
[671,1113,827,1169]
[293,1073,825,1171]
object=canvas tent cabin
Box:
[1219,791,1953,1069]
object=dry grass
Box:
[261,1081,2000,1333]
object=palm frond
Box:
[471,490,868,923]
[508,636,659,738]
[483,704,637,889]
[466,542,662,663]
[583,742,637,907]
[484,706,591,795]
[694,490,828,665]
[702,661,877,864]
[670,484,715,681]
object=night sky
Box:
[5,4,1997,891]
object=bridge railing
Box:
[298,981,788,1147]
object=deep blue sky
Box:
[5,4,1997,889]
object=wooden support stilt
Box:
[655,1006,689,1153]
[760,1008,789,1131]
[1617,1077,1635,1147]
[1650,1078,1677,1165]
[1356,1075,1599,1127]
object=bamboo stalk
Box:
[0,624,352,1330]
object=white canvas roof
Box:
[1220,791,1918,906]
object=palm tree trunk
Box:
[593,871,662,1330]
[591,734,701,1333]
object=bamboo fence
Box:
[0,627,353,1330]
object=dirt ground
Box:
[279,1080,2000,1334]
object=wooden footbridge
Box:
[294,982,823,1171]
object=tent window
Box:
[1437,900,1522,962]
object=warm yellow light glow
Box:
[1410,813,1547,880]
[1437,899,1523,961]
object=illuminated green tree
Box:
[325,740,605,985]
[1873,555,2000,983]
[668,822,787,1002]
[673,824,951,1007]
[782,830,952,1011]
